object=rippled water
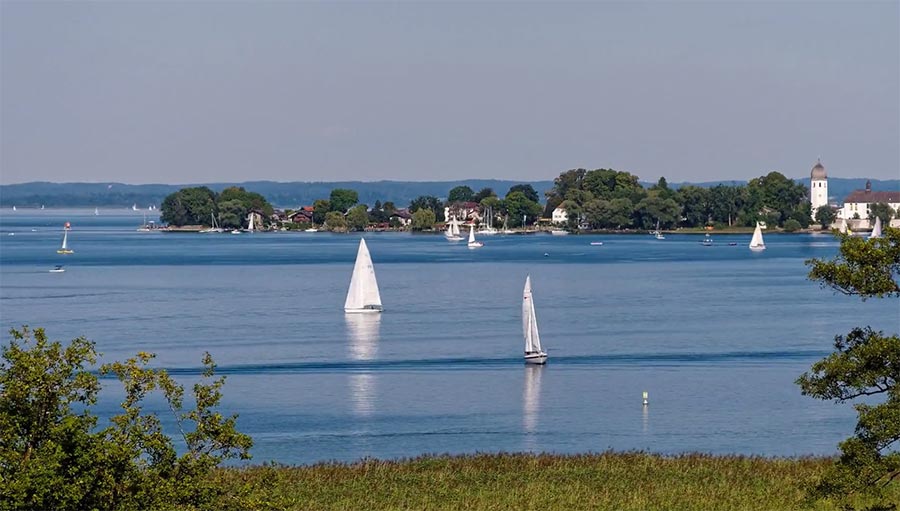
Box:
[1,210,896,463]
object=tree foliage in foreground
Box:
[0,327,252,511]
[799,227,900,508]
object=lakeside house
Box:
[444,202,481,223]
[289,206,315,224]
[551,206,568,225]
[390,208,412,226]
[837,180,900,228]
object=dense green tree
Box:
[160,186,216,226]
[799,227,900,508]
[312,199,331,225]
[543,195,563,219]
[607,198,635,229]
[409,195,444,221]
[634,193,681,230]
[217,186,274,218]
[472,187,497,203]
[677,185,712,227]
[324,211,348,232]
[869,202,896,225]
[410,209,436,231]
[347,204,369,231]
[649,177,676,201]
[507,184,540,203]
[0,326,251,511]
[814,206,837,229]
[447,186,475,203]
[782,218,802,232]
[746,172,808,226]
[217,199,247,229]
[329,189,359,213]
[382,201,397,215]
[547,168,587,204]
[504,191,543,228]
[710,184,745,226]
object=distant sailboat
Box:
[522,275,547,364]
[200,212,224,233]
[467,225,483,249]
[57,223,74,254]
[11,206,16,211]
[870,216,883,239]
[478,207,498,235]
[132,204,138,211]
[94,207,99,216]
[749,222,766,251]
[246,212,256,233]
[344,238,383,313]
[653,220,665,240]
[445,216,463,241]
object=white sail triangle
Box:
[749,222,766,251]
[522,275,547,364]
[870,216,882,239]
[344,238,383,313]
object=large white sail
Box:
[522,275,543,354]
[468,225,476,244]
[61,229,68,250]
[247,212,255,232]
[344,238,383,313]
[749,222,766,251]
[451,218,460,236]
[870,216,882,239]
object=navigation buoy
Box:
[642,391,649,406]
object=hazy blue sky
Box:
[1,1,897,185]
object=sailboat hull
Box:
[524,352,548,364]
[749,245,766,252]
[56,249,74,255]
[344,305,383,314]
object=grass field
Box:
[207,452,900,510]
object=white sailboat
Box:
[467,224,483,249]
[478,207,498,235]
[522,275,547,364]
[653,220,665,240]
[200,212,224,233]
[94,207,99,216]
[344,238,383,313]
[870,216,883,239]
[445,216,463,241]
[749,222,766,251]
[57,223,73,254]
[245,212,256,233]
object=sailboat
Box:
[344,238,383,313]
[445,216,463,241]
[467,224,483,249]
[478,207,498,235]
[749,222,766,251]
[870,216,883,239]
[653,220,665,240]
[132,204,138,211]
[200,212,224,233]
[245,212,256,233]
[94,207,99,216]
[522,275,547,364]
[57,223,74,254]
[501,216,514,235]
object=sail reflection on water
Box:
[345,313,381,417]
[523,365,543,451]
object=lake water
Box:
[1,210,897,464]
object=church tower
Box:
[810,159,828,219]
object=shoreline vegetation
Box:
[207,452,899,510]
[150,168,896,235]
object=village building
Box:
[837,180,900,228]
[809,160,828,219]
[443,202,481,223]
[551,206,568,225]
[390,208,412,226]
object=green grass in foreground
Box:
[207,452,900,510]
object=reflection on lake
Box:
[346,314,381,417]
[523,365,543,451]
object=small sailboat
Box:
[445,216,463,241]
[57,223,74,254]
[132,204,138,211]
[41,205,45,210]
[501,216,514,235]
[478,207,498,235]
[653,220,665,240]
[11,205,16,211]
[467,224,483,249]
[200,212,224,233]
[749,222,766,251]
[702,233,713,246]
[94,207,99,216]
[870,216,883,239]
[245,212,256,233]
[49,265,65,273]
[522,275,547,364]
[344,238,383,313]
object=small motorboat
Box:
[590,241,603,246]
[49,265,65,273]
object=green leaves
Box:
[799,227,900,507]
[1,328,252,511]
[806,227,900,300]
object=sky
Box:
[1,1,898,185]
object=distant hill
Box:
[1,177,896,209]
[0,180,555,209]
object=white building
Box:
[551,206,568,225]
[837,180,900,228]
[810,159,828,219]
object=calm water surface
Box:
[1,210,897,463]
